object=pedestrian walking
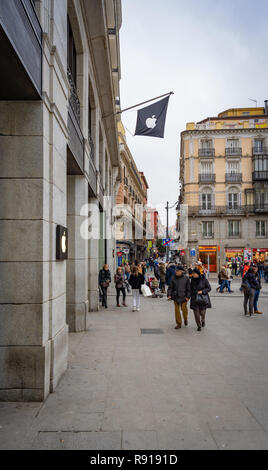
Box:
[124,262,131,281]
[114,267,127,307]
[166,262,176,287]
[190,268,212,331]
[167,265,191,329]
[241,267,259,316]
[159,262,166,293]
[98,264,111,308]
[129,266,144,312]
[252,265,263,314]
[219,265,233,293]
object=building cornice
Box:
[181,128,268,138]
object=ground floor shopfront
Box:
[185,245,268,272]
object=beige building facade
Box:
[0,0,122,401]
[180,104,268,271]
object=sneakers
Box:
[132,307,136,312]
[174,325,181,329]
[137,307,140,312]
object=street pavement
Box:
[1,278,268,450]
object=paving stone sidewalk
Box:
[1,287,268,450]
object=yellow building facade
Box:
[180,102,268,271]
[116,122,148,263]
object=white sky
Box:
[119,0,268,225]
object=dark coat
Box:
[99,269,111,286]
[167,273,191,304]
[190,275,212,309]
[166,265,176,286]
[243,272,260,290]
[129,273,144,290]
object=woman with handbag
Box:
[190,268,212,331]
[114,267,128,307]
[98,264,111,308]
[129,266,144,312]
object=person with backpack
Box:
[167,265,191,330]
[241,267,260,316]
[129,266,144,312]
[98,264,111,308]
[190,268,212,331]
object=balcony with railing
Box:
[198,148,215,157]
[67,67,84,173]
[225,147,242,157]
[199,173,216,183]
[225,173,242,183]
[253,146,268,155]
[187,204,268,216]
[252,171,268,181]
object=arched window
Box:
[199,186,214,212]
[227,186,241,209]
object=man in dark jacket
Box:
[167,266,191,329]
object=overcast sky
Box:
[119,0,268,226]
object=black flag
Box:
[134,95,170,138]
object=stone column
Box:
[66,175,89,332]
[0,101,68,401]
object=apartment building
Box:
[179,102,268,271]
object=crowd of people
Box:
[98,256,266,331]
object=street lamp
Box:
[165,199,180,261]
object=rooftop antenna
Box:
[248,98,257,107]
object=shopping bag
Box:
[141,284,152,297]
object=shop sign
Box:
[199,246,217,252]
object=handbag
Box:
[196,293,209,307]
[101,281,109,288]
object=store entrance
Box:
[199,249,217,272]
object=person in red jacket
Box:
[243,262,250,278]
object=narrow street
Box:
[1,280,268,450]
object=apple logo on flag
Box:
[146,115,157,129]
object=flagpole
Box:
[116,91,174,116]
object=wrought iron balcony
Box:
[252,171,268,181]
[253,147,268,155]
[199,173,216,183]
[225,173,242,183]
[187,204,268,216]
[225,147,242,156]
[67,67,80,124]
[198,148,215,157]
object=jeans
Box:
[244,288,255,315]
[265,272,268,283]
[132,289,140,309]
[116,287,126,305]
[100,286,108,307]
[219,280,231,292]
[254,289,260,312]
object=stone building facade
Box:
[179,104,268,271]
[0,0,122,401]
